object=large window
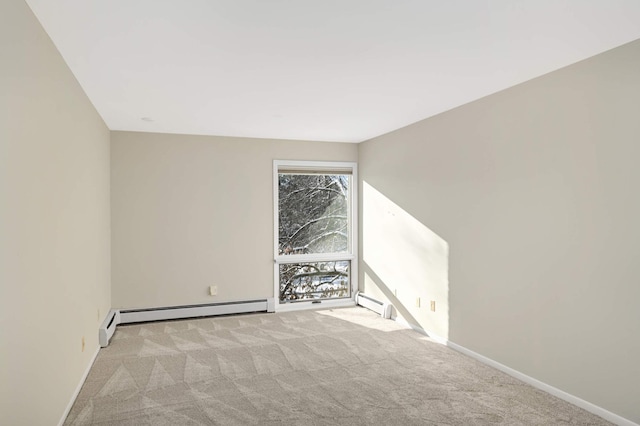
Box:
[274,161,357,305]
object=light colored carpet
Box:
[65,307,611,425]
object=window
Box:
[274,161,357,306]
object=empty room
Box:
[2,0,640,425]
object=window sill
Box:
[274,298,356,313]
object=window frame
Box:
[273,160,358,312]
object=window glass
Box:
[279,261,350,301]
[278,173,349,255]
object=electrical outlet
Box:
[430,300,436,312]
[415,297,420,308]
[209,286,218,296]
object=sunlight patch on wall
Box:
[362,181,449,339]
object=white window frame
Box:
[273,160,358,312]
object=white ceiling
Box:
[25,1,640,143]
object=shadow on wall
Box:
[362,181,450,340]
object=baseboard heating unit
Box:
[99,298,276,347]
[99,309,121,347]
[355,291,392,319]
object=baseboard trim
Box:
[394,319,638,426]
[58,346,100,426]
[391,315,448,345]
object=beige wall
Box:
[111,131,357,309]
[0,0,111,424]
[358,39,640,422]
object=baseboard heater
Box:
[99,309,121,347]
[99,298,275,347]
[355,291,392,319]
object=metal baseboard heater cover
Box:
[99,298,276,347]
[99,309,121,347]
[355,291,392,319]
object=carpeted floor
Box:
[65,307,611,425]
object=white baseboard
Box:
[391,315,448,345]
[58,346,100,426]
[393,319,638,426]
